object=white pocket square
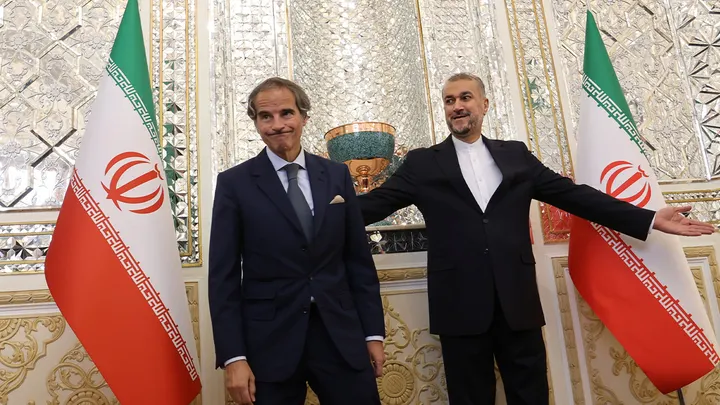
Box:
[329,195,345,204]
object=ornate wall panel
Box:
[663,188,720,224]
[506,0,720,241]
[0,0,125,271]
[551,0,708,182]
[547,0,720,230]
[0,282,201,404]
[553,247,720,404]
[289,0,433,156]
[0,0,124,211]
[0,0,203,272]
[504,0,575,243]
[150,0,203,266]
[667,0,720,177]
[0,222,53,273]
[417,0,516,144]
[370,292,448,405]
[210,0,290,171]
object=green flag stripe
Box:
[583,11,646,157]
[107,0,161,156]
[106,59,162,156]
[582,75,647,156]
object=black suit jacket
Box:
[209,149,384,382]
[359,136,655,336]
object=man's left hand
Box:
[367,341,385,377]
[653,206,716,236]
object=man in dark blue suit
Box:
[209,77,385,405]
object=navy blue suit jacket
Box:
[209,149,384,382]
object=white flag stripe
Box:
[75,70,200,371]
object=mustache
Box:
[451,112,470,119]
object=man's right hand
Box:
[226,360,256,404]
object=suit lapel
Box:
[305,153,329,239]
[251,150,305,237]
[433,135,519,215]
[433,136,483,214]
[483,137,517,214]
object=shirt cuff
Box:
[365,335,384,342]
[648,213,656,235]
[224,356,246,367]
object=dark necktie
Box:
[283,163,313,241]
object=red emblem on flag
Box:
[600,160,652,208]
[102,151,166,214]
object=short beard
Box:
[450,126,471,137]
[447,116,477,137]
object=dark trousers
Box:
[254,305,381,405]
[440,296,549,405]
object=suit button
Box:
[301,246,307,251]
[484,248,489,254]
[482,218,489,224]
[302,307,309,314]
[309,276,313,281]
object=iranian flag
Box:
[568,11,718,393]
[44,0,201,403]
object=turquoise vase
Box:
[324,122,396,193]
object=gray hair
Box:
[246,77,311,120]
[445,72,486,96]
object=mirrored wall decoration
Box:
[551,0,708,182]
[150,0,202,266]
[209,0,516,231]
[210,0,291,173]
[0,0,202,271]
[505,0,575,242]
[0,0,126,211]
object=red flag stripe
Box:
[45,169,200,404]
[568,217,718,393]
[588,221,718,363]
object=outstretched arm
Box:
[525,144,715,238]
[358,150,420,225]
[525,144,655,240]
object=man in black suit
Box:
[209,77,385,405]
[358,73,714,405]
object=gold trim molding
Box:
[0,290,55,305]
[377,268,427,282]
[186,281,202,405]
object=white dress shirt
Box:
[452,135,503,211]
[224,147,382,367]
